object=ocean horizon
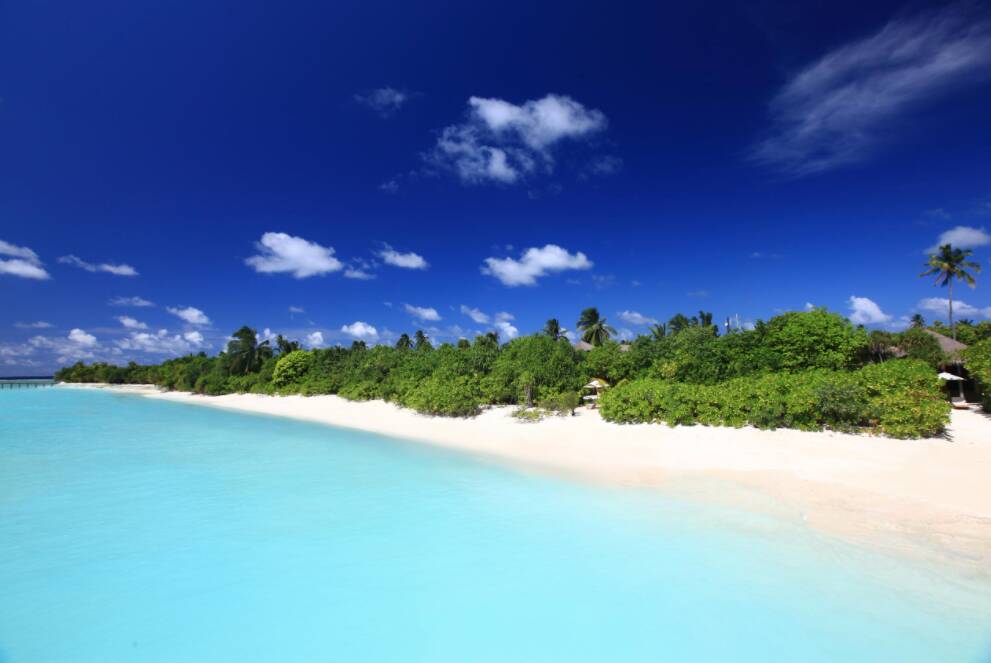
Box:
[1,387,989,661]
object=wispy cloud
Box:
[378,245,428,270]
[917,297,991,319]
[15,321,53,329]
[0,239,50,280]
[460,305,489,324]
[618,310,657,326]
[109,296,154,307]
[753,5,991,176]
[404,304,441,321]
[58,254,138,277]
[166,306,210,326]
[354,87,412,117]
[425,94,608,185]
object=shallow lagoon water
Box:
[1,388,989,662]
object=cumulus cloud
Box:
[481,244,593,286]
[109,296,154,307]
[492,312,519,340]
[245,232,343,278]
[753,5,991,176]
[67,328,97,346]
[58,254,138,277]
[848,296,892,325]
[354,87,411,117]
[618,310,658,326]
[116,328,206,355]
[379,245,428,269]
[116,316,148,330]
[28,329,100,363]
[15,321,52,329]
[404,304,441,321]
[0,239,50,280]
[426,94,608,185]
[167,306,210,326]
[917,297,991,319]
[341,321,378,340]
[305,331,325,348]
[926,225,991,252]
[460,305,490,324]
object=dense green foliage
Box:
[53,310,957,437]
[961,338,991,410]
[600,360,948,438]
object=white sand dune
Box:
[65,384,991,573]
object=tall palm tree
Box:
[909,313,925,329]
[395,333,412,350]
[226,326,272,375]
[275,334,299,355]
[577,307,616,346]
[920,244,981,340]
[668,313,690,335]
[649,322,667,339]
[413,330,432,350]
[543,318,562,340]
[697,311,713,327]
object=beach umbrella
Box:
[937,372,964,381]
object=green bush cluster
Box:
[961,338,991,410]
[600,360,948,438]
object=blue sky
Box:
[2,0,991,373]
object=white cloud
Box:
[427,94,607,185]
[753,6,991,176]
[305,331,325,348]
[378,245,428,270]
[804,302,816,311]
[288,306,305,314]
[109,296,154,307]
[116,329,206,355]
[116,316,148,330]
[492,312,518,339]
[341,321,378,340]
[67,328,97,347]
[618,310,657,326]
[404,304,441,321]
[166,306,210,326]
[926,225,991,252]
[379,179,399,194]
[460,305,490,324]
[917,297,991,319]
[354,87,410,116]
[848,296,892,325]
[344,267,376,280]
[482,244,593,286]
[15,321,52,329]
[58,254,138,277]
[0,239,50,280]
[245,232,343,278]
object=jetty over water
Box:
[0,378,55,389]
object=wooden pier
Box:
[0,378,55,389]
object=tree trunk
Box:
[949,280,955,341]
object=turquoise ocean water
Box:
[1,387,989,662]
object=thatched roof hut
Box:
[925,329,967,357]
[574,340,594,351]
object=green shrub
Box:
[402,375,482,417]
[272,350,314,389]
[961,338,991,410]
[537,391,580,416]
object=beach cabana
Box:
[583,378,609,409]
[938,371,969,409]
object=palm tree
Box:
[909,313,925,329]
[275,334,299,355]
[697,311,713,327]
[577,307,616,346]
[351,340,367,351]
[649,322,667,339]
[543,318,562,340]
[395,333,412,350]
[921,244,981,340]
[413,330,432,350]
[226,326,273,375]
[668,313,690,335]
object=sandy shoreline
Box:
[61,383,991,575]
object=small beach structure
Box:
[938,371,969,409]
[925,329,968,358]
[574,340,594,352]
[583,378,609,409]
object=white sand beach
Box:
[68,384,991,573]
